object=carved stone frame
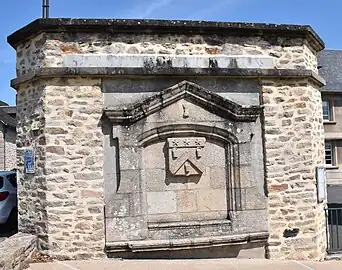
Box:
[104,80,264,251]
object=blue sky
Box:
[0,0,341,105]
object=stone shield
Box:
[167,137,206,176]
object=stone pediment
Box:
[104,81,261,124]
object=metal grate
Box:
[326,207,342,253]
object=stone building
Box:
[7,19,327,260]
[0,103,16,171]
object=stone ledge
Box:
[11,67,326,89]
[148,219,231,229]
[105,231,268,253]
[64,55,276,69]
[0,233,37,270]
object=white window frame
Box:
[325,140,336,166]
[322,100,333,121]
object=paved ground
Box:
[28,259,342,270]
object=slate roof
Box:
[0,106,16,115]
[318,50,342,92]
[0,108,16,128]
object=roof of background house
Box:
[0,101,8,106]
[0,108,16,128]
[0,106,16,116]
[318,50,342,92]
[0,102,16,128]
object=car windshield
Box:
[0,176,3,189]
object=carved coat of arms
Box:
[167,137,206,176]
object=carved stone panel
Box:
[104,80,266,250]
[167,137,206,176]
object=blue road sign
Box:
[25,149,35,174]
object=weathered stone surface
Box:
[3,127,17,170]
[0,233,37,270]
[210,167,226,189]
[105,196,130,217]
[13,25,319,77]
[198,189,227,212]
[117,170,141,194]
[178,190,198,213]
[147,191,177,214]
[262,80,326,260]
[233,210,268,232]
[106,217,147,242]
[120,147,141,170]
[144,169,165,192]
[102,78,260,106]
[143,142,166,169]
[64,54,276,69]
[46,146,65,155]
[81,189,102,198]
[244,187,267,210]
[16,78,104,259]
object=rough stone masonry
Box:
[8,19,326,260]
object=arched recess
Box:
[137,123,239,147]
[138,123,242,221]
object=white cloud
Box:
[131,0,176,19]
[127,0,248,21]
[185,0,244,20]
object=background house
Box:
[318,50,342,204]
[0,101,16,171]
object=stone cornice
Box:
[7,18,324,51]
[11,67,326,89]
[104,81,262,124]
[105,231,269,253]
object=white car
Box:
[0,171,17,226]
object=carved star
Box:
[172,141,179,147]
[183,139,190,146]
[194,139,201,146]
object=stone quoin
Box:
[7,18,326,260]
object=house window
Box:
[325,141,335,165]
[322,100,332,121]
